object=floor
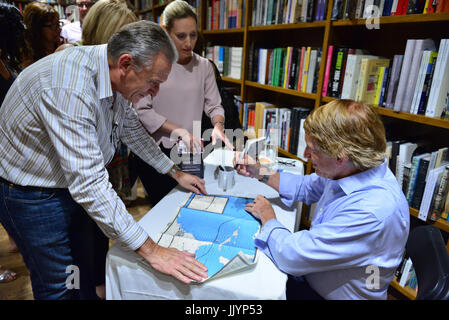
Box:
[0,180,403,300]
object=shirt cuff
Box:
[255,219,289,249]
[278,172,304,207]
[114,221,149,251]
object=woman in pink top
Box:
[131,0,233,204]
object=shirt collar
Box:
[97,44,113,100]
[336,159,388,195]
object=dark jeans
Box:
[286,275,325,300]
[0,177,108,300]
[129,145,178,206]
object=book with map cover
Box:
[155,193,261,282]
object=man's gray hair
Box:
[107,20,178,71]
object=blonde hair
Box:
[304,99,387,171]
[161,0,197,32]
[82,0,137,45]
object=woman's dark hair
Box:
[0,2,26,72]
[23,1,60,62]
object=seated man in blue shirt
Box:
[234,99,410,300]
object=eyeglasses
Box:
[77,2,94,8]
[43,22,63,31]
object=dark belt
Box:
[0,176,65,192]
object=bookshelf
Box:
[6,0,69,18]
[141,0,449,300]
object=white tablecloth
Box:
[105,150,303,300]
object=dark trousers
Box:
[286,275,325,300]
[0,177,108,300]
[129,145,178,206]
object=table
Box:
[105,150,303,300]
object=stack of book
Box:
[240,102,311,160]
[205,45,243,79]
[323,38,449,119]
[252,0,329,26]
[249,46,322,94]
[386,141,449,222]
[206,0,245,30]
[331,0,449,20]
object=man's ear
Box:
[117,54,134,75]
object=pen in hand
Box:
[234,146,247,169]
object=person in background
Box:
[0,2,28,284]
[235,99,410,300]
[60,0,95,44]
[0,21,208,300]
[132,0,233,206]
[23,1,63,65]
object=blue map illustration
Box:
[159,193,261,280]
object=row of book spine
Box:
[240,102,311,159]
[206,0,245,30]
[248,45,322,94]
[387,140,449,222]
[205,45,243,79]
[138,0,152,10]
[13,1,67,19]
[252,0,328,26]
[331,0,449,20]
[322,38,449,119]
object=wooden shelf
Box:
[202,28,245,34]
[320,96,449,130]
[245,81,317,100]
[278,148,307,164]
[332,12,449,27]
[222,76,242,84]
[248,20,327,31]
[409,207,449,234]
[390,277,417,300]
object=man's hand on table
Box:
[244,195,276,227]
[172,170,207,195]
[136,238,208,284]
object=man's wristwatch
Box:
[258,174,270,183]
[167,165,180,177]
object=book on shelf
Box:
[429,164,449,221]
[322,45,334,97]
[384,54,404,109]
[399,257,414,287]
[405,153,430,205]
[341,54,377,100]
[410,154,431,209]
[355,57,390,104]
[395,141,418,188]
[329,47,350,98]
[394,39,436,113]
[402,39,436,113]
[414,50,438,115]
[418,163,448,221]
[426,39,449,118]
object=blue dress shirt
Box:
[255,160,410,300]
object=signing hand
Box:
[245,195,276,226]
[233,152,262,179]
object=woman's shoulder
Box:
[192,52,213,68]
